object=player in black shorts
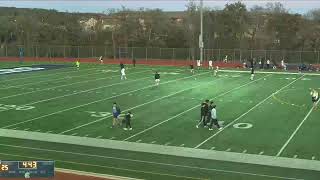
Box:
[123,111,133,130]
[190,64,194,74]
[197,100,209,128]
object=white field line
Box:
[194,75,305,148]
[56,168,143,180]
[60,72,213,134]
[276,99,320,157]
[3,71,208,129]
[124,74,272,141]
[0,69,150,100]
[59,72,214,134]
[0,147,304,180]
[0,69,110,90]
[0,66,99,83]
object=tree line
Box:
[0,1,320,52]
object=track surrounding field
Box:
[1,62,320,180]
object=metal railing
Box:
[0,45,319,64]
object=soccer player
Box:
[281,59,287,71]
[112,102,121,128]
[208,59,213,70]
[214,66,219,77]
[223,55,228,63]
[197,100,209,128]
[310,89,319,109]
[190,64,194,74]
[154,71,160,86]
[99,56,103,64]
[121,67,127,80]
[209,105,222,130]
[123,111,133,130]
[76,60,80,70]
[250,67,254,81]
[196,59,201,69]
[266,59,270,69]
[132,58,136,67]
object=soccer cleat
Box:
[209,128,213,131]
[123,128,128,130]
[129,128,132,130]
[196,125,199,128]
[204,126,208,128]
[218,127,223,130]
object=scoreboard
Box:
[0,160,54,178]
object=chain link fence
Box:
[0,45,319,64]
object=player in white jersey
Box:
[121,68,127,80]
[281,59,287,71]
[310,89,319,109]
[214,66,219,76]
[208,60,213,70]
[99,56,103,64]
[196,60,201,69]
[223,55,228,63]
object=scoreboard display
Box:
[0,160,54,178]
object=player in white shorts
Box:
[154,71,160,86]
[310,89,319,109]
[99,56,103,64]
[281,59,287,71]
[197,59,201,69]
[208,60,213,70]
[214,66,219,76]
[121,68,126,80]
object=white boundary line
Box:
[124,74,271,141]
[276,99,320,156]
[219,69,320,76]
[0,68,111,90]
[56,168,143,180]
[2,71,208,129]
[0,69,150,100]
[59,72,212,134]
[0,66,98,82]
[0,147,304,180]
[194,75,305,148]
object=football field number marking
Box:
[0,104,35,111]
[86,111,111,117]
[233,123,253,129]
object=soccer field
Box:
[1,62,320,180]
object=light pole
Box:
[199,0,204,63]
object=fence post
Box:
[5,45,7,56]
[318,51,319,64]
[91,47,94,58]
[146,47,148,61]
[265,50,267,62]
[250,49,253,59]
[218,49,221,61]
[240,49,242,62]
[233,49,236,62]
[172,48,175,60]
[77,46,80,58]
[63,46,66,58]
[299,51,302,64]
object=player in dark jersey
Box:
[123,111,133,130]
[132,58,136,67]
[250,67,254,80]
[197,100,209,128]
[190,64,194,74]
[155,71,160,86]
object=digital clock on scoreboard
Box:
[0,160,54,178]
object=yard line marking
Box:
[0,147,304,180]
[276,98,319,157]
[110,137,116,140]
[46,131,53,133]
[151,141,156,144]
[71,133,78,136]
[259,151,264,155]
[180,144,185,147]
[124,74,271,141]
[0,70,106,90]
[210,147,215,150]
[136,139,142,143]
[164,142,171,146]
[59,72,212,134]
[312,156,316,160]
[11,127,18,130]
[23,128,30,131]
[96,136,102,139]
[195,75,304,148]
[0,69,150,100]
[294,155,298,158]
[84,134,90,137]
[242,150,247,153]
[226,148,231,152]
[35,129,41,132]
